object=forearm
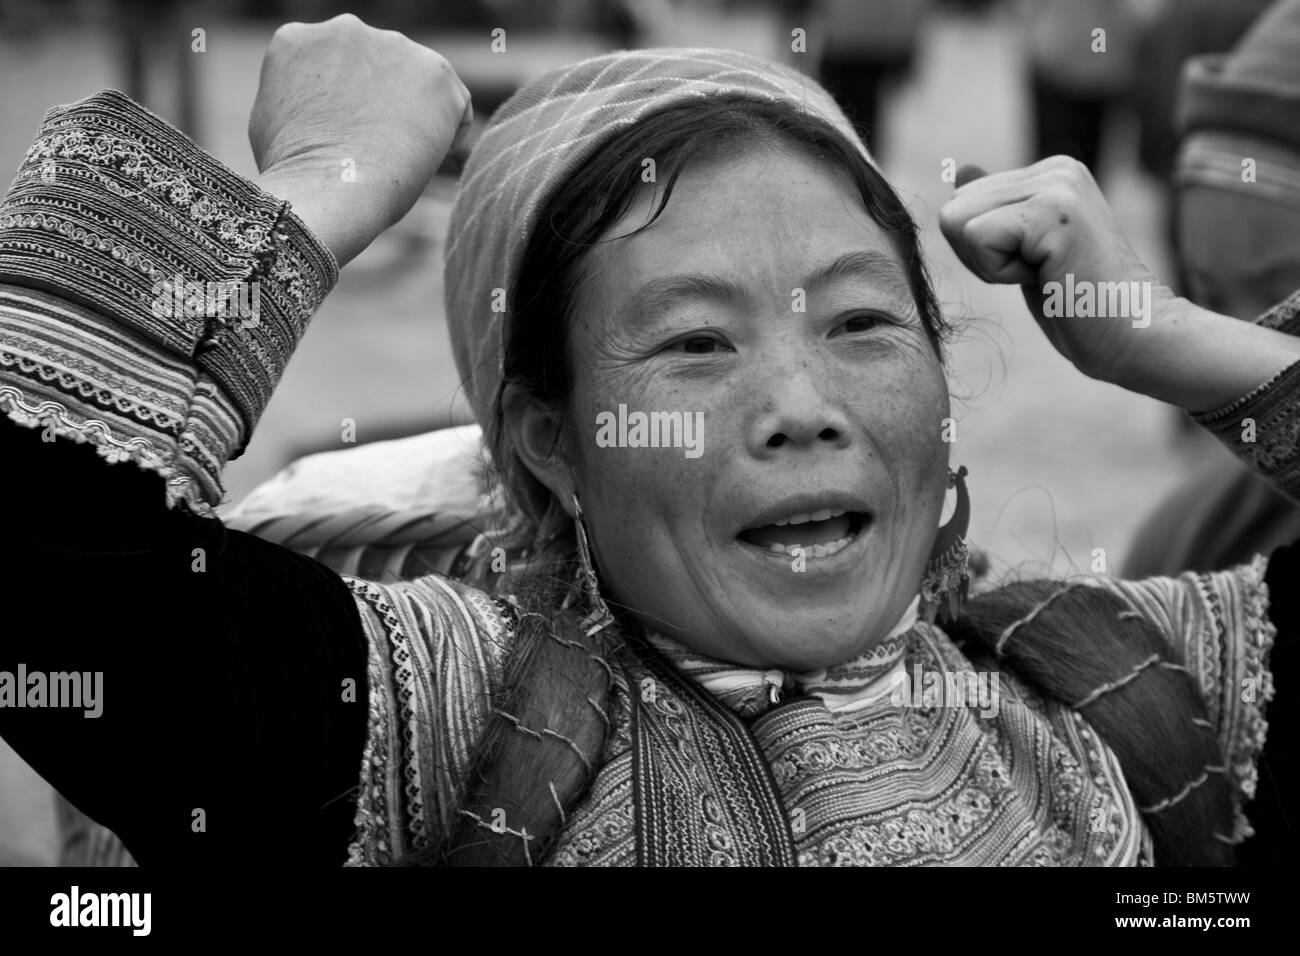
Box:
[1104,288,1300,414]
[1105,288,1300,504]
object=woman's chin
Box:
[716,607,888,671]
[650,538,911,668]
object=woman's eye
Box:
[671,335,727,354]
[840,313,886,333]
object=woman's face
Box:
[556,145,950,670]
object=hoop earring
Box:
[570,492,616,637]
[918,465,971,625]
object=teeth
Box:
[772,507,846,527]
[765,534,854,558]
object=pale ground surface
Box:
[0,5,1229,863]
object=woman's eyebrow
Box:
[802,250,912,299]
[621,273,747,325]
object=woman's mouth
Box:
[737,509,871,559]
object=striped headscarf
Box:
[443,47,872,462]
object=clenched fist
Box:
[939,157,1300,413]
[939,156,1163,386]
[250,14,472,266]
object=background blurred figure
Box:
[1132,0,1271,295]
[116,0,199,138]
[1125,0,1300,578]
[1175,5,1300,321]
[1021,0,1143,176]
[1133,0,1272,190]
[812,0,927,157]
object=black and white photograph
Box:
[0,0,1291,935]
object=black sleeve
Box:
[1236,540,1298,865]
[0,415,369,866]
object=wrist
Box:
[1093,282,1186,389]
[256,162,379,268]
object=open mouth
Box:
[737,508,871,559]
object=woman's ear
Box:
[501,382,577,519]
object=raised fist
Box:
[249,14,472,265]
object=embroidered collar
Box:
[648,596,920,718]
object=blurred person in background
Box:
[1132,0,1272,294]
[812,0,928,157]
[1125,0,1300,579]
[1022,0,1144,176]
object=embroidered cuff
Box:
[1253,287,1300,337]
[1191,361,1300,504]
[0,89,337,461]
[0,283,240,514]
[1191,290,1300,503]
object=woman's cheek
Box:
[579,362,720,457]
[575,438,719,627]
[864,367,950,526]
[572,376,718,507]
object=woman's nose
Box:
[748,373,853,457]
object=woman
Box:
[0,16,1295,866]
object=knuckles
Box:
[1032,185,1079,218]
[936,202,964,237]
[255,15,467,156]
[1039,155,1096,194]
[270,13,378,51]
[268,21,307,47]
[267,16,461,95]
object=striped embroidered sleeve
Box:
[342,572,511,866]
[0,91,519,869]
[1094,557,1276,845]
[0,89,337,515]
[1191,291,1300,505]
